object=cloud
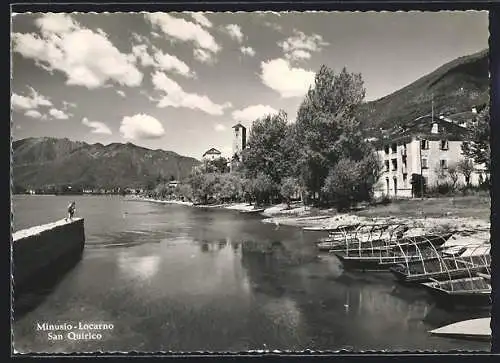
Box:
[232,104,279,123]
[193,48,214,64]
[131,32,150,45]
[82,117,112,135]
[120,113,165,140]
[279,30,329,61]
[131,44,156,67]
[152,47,194,77]
[24,110,43,119]
[11,87,52,111]
[260,58,314,98]
[62,100,77,109]
[49,108,70,120]
[240,46,255,57]
[131,44,194,77]
[116,90,126,97]
[145,13,220,53]
[12,13,143,89]
[263,21,283,33]
[189,12,213,28]
[224,24,244,43]
[151,71,232,115]
[214,123,227,132]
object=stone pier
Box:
[12,218,86,293]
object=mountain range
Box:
[11,49,489,191]
[12,137,200,191]
[359,49,489,130]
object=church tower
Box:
[231,123,247,171]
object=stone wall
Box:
[12,218,85,292]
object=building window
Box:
[421,139,429,150]
[391,158,397,171]
[440,140,449,150]
[391,143,397,154]
[384,145,390,154]
[403,173,408,186]
[385,160,390,172]
[401,145,407,156]
[422,158,428,169]
[440,159,448,169]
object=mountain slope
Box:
[359,49,489,130]
[12,137,200,190]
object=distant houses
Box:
[372,109,488,199]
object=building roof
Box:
[232,123,246,129]
[372,113,471,148]
[202,148,222,157]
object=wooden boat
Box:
[240,208,265,214]
[325,232,451,253]
[304,223,361,232]
[429,317,491,341]
[390,244,490,283]
[316,223,408,251]
[332,232,456,271]
[421,276,491,307]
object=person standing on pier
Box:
[66,201,76,221]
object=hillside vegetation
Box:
[12,137,200,190]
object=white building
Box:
[202,148,222,161]
[373,114,488,199]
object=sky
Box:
[11,11,488,160]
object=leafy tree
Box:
[462,105,490,171]
[446,162,460,190]
[293,66,371,204]
[241,110,293,184]
[321,154,380,210]
[457,158,475,187]
[175,183,193,202]
[280,177,299,208]
[251,173,276,206]
[202,157,230,174]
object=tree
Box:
[462,105,490,171]
[280,177,299,208]
[321,154,380,211]
[293,66,371,204]
[202,157,230,174]
[457,158,475,188]
[251,173,275,206]
[241,110,293,184]
[446,163,460,191]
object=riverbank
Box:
[128,195,490,234]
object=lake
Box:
[11,195,491,353]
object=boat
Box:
[332,232,454,271]
[325,231,451,253]
[421,275,491,308]
[304,223,361,232]
[316,223,408,251]
[390,243,490,283]
[240,208,265,214]
[429,317,491,341]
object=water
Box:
[11,195,491,353]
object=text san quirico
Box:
[36,322,114,341]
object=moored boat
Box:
[429,317,491,341]
[390,243,490,283]
[421,276,491,308]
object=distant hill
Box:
[12,137,200,190]
[358,49,489,131]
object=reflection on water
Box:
[12,196,490,353]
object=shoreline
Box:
[127,196,490,236]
